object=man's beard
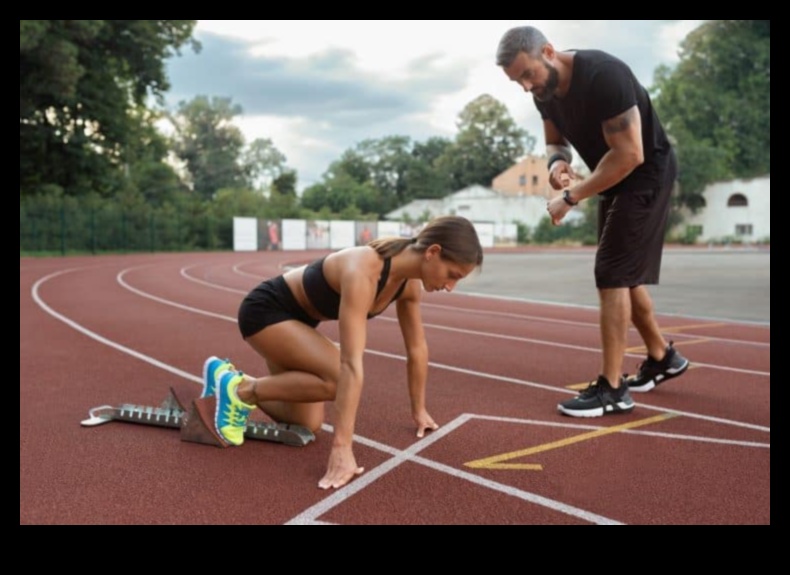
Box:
[533,61,560,102]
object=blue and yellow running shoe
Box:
[214,370,256,446]
[202,356,234,399]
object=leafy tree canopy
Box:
[20,20,199,198]
[652,20,770,209]
[436,94,536,191]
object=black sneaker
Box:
[557,375,635,418]
[626,341,689,393]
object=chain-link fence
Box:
[20,195,232,254]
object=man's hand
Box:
[547,173,574,225]
[547,195,573,226]
[549,161,575,190]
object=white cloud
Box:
[164,20,702,191]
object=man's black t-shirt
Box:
[535,49,671,196]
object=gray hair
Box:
[496,26,548,67]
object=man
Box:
[496,26,689,417]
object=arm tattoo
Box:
[603,108,637,135]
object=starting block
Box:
[80,387,315,447]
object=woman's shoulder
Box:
[331,245,380,262]
[326,246,383,276]
[399,278,422,301]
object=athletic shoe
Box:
[214,370,256,446]
[202,356,234,398]
[626,341,690,393]
[558,375,635,418]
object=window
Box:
[518,175,526,186]
[735,224,753,236]
[727,193,748,207]
[532,175,538,186]
[457,205,470,211]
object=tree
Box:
[272,170,298,197]
[242,137,288,194]
[314,140,408,217]
[408,137,453,199]
[20,20,198,197]
[436,94,536,191]
[300,172,381,216]
[355,136,415,208]
[303,97,534,217]
[168,96,248,200]
[652,20,770,209]
[310,135,454,217]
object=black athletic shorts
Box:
[595,150,677,289]
[237,275,320,339]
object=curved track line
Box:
[421,302,769,348]
[32,269,201,384]
[122,265,772,430]
[29,264,769,525]
[179,262,768,349]
[33,267,770,434]
[373,318,769,377]
[455,289,770,327]
[32,267,626,525]
[174,263,768,376]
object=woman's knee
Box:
[292,403,327,434]
[317,378,337,400]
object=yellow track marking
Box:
[626,337,711,354]
[662,322,726,333]
[464,412,679,470]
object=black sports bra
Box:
[303,256,407,320]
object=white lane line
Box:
[469,414,769,448]
[31,269,201,384]
[450,290,771,328]
[285,416,624,526]
[29,267,770,526]
[177,263,769,349]
[419,302,770,348]
[36,266,772,431]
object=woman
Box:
[205,215,483,490]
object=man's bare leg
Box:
[599,287,630,387]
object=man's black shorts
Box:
[595,150,677,289]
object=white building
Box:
[384,184,582,229]
[676,175,770,243]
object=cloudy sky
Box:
[163,20,703,191]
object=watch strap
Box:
[562,189,578,206]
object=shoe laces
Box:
[579,379,603,399]
[637,340,675,375]
[634,352,662,377]
[224,395,250,427]
[221,372,249,426]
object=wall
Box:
[679,176,770,243]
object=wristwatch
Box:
[562,189,578,206]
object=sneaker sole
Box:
[628,359,690,393]
[557,401,635,418]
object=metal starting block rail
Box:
[80,388,315,447]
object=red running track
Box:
[20,252,770,525]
